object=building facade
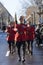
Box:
[0,2,14,29]
[26,5,43,25]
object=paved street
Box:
[0,32,43,65]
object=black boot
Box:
[22,59,25,63]
[18,57,21,62]
[22,56,25,63]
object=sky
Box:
[0,0,24,19]
[0,0,43,18]
[0,0,34,19]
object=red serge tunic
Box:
[6,26,17,41]
[20,24,27,41]
[26,25,35,41]
[16,24,21,42]
[16,24,27,42]
[30,26,35,40]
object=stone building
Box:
[26,5,43,25]
[0,2,14,29]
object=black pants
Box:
[27,40,33,53]
[16,41,26,59]
[38,38,42,46]
[7,41,14,52]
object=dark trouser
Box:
[38,38,42,46]
[16,41,26,59]
[7,41,14,53]
[37,35,42,46]
[27,40,33,54]
[22,41,26,59]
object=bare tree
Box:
[34,0,42,5]
[19,0,36,9]
[19,0,43,10]
[19,0,36,16]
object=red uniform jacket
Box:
[26,25,35,41]
[6,26,17,41]
[30,26,35,40]
[20,24,27,41]
[16,24,27,42]
[16,24,21,42]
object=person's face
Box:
[20,18,24,24]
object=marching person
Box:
[5,22,18,54]
[29,25,35,55]
[16,16,26,62]
[26,23,35,55]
